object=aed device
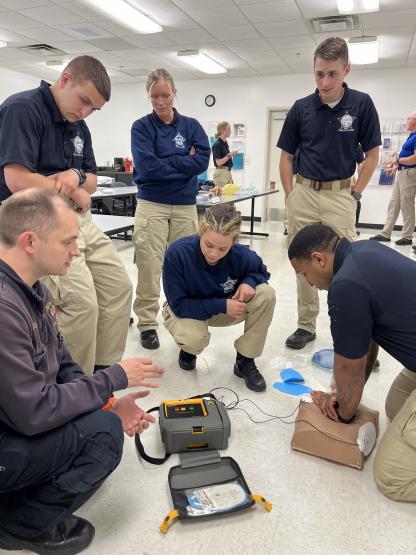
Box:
[135,394,231,464]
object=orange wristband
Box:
[102,396,116,411]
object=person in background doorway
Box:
[131,68,210,351]
[211,121,239,195]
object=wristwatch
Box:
[72,168,87,186]
[351,190,362,202]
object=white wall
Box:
[2,66,416,226]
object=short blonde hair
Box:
[215,121,229,139]
[146,68,176,95]
[199,204,241,244]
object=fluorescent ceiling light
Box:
[177,51,227,74]
[337,0,379,14]
[0,40,6,48]
[349,36,379,64]
[80,0,162,34]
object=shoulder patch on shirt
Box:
[172,131,186,149]
[338,111,356,132]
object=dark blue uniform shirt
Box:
[399,132,416,169]
[277,83,381,181]
[328,238,416,371]
[0,80,97,201]
[212,137,232,169]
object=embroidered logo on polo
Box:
[337,111,356,132]
[172,131,186,149]
[220,276,238,294]
[72,134,84,156]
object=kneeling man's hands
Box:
[311,390,338,421]
[233,283,256,303]
[112,391,156,437]
[227,299,247,318]
[119,357,164,388]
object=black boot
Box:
[234,353,266,392]
[0,515,95,555]
[140,330,160,349]
[285,328,316,349]
[179,349,196,371]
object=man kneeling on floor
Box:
[162,203,276,392]
[0,189,164,554]
[288,223,416,501]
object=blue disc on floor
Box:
[311,349,334,371]
[273,381,311,396]
[280,368,305,383]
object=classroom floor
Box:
[8,223,416,555]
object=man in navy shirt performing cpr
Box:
[162,204,276,392]
[0,55,132,375]
[277,36,381,350]
[289,224,416,502]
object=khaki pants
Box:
[162,284,276,358]
[213,167,233,188]
[287,181,356,333]
[374,368,416,501]
[42,212,132,374]
[381,168,416,240]
[133,200,198,332]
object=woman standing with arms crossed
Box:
[131,69,210,350]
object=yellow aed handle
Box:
[159,509,179,534]
[251,494,272,512]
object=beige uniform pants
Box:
[213,167,233,188]
[42,212,132,374]
[133,199,198,332]
[380,168,416,240]
[162,284,276,358]
[374,368,416,501]
[287,180,356,333]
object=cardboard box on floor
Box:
[291,401,379,470]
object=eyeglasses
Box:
[149,94,173,102]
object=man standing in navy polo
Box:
[0,56,132,374]
[277,37,381,349]
[288,223,416,502]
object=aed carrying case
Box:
[160,450,272,533]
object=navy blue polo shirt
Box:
[277,83,381,181]
[212,137,232,169]
[328,238,416,371]
[399,132,416,169]
[0,80,97,201]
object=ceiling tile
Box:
[0,10,45,29]
[18,5,84,25]
[226,67,260,77]
[122,34,177,48]
[239,49,287,66]
[187,7,248,28]
[267,34,316,49]
[278,46,315,68]
[152,12,200,30]
[59,1,107,22]
[0,0,52,8]
[255,19,309,37]
[49,40,103,54]
[165,29,217,45]
[205,24,261,42]
[224,38,271,53]
[257,66,293,76]
[364,27,415,61]
[240,1,302,24]
[55,22,114,40]
[171,0,234,8]
[0,26,43,43]
[85,38,139,51]
[18,25,76,42]
[361,9,416,28]
[312,30,363,43]
[380,0,416,11]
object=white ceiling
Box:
[0,0,414,83]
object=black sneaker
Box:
[285,328,316,350]
[0,515,95,555]
[395,238,412,246]
[234,353,266,392]
[369,234,390,242]
[179,349,196,370]
[140,330,159,350]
